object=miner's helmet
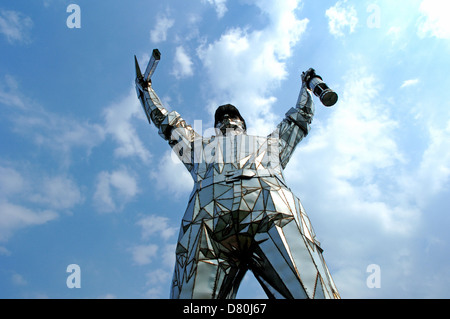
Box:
[214,104,247,131]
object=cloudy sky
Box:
[1,0,449,299]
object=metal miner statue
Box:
[134,49,340,299]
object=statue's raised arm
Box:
[271,68,338,169]
[135,50,199,170]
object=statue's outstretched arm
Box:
[271,72,315,169]
[135,52,199,168]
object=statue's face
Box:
[216,113,246,135]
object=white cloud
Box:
[172,46,194,79]
[1,75,148,167]
[325,0,358,37]
[129,215,177,296]
[143,266,173,298]
[400,78,420,88]
[387,26,402,39]
[0,246,10,255]
[417,0,450,39]
[0,166,25,197]
[11,273,27,286]
[0,75,27,109]
[93,168,139,213]
[150,150,193,199]
[150,15,174,43]
[13,110,105,167]
[102,88,151,163]
[29,175,83,210]
[137,215,177,241]
[0,201,58,242]
[0,9,33,44]
[202,0,228,18]
[1,75,105,166]
[4,79,142,168]
[131,215,177,296]
[407,120,450,206]
[196,0,308,130]
[0,165,82,241]
[144,287,165,298]
[28,114,103,156]
[129,244,158,265]
[145,268,172,285]
[162,243,176,267]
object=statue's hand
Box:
[301,71,307,84]
[301,68,316,89]
[134,53,156,92]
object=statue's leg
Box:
[170,221,248,299]
[251,219,339,299]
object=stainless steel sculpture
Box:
[135,49,340,299]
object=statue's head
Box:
[214,104,247,135]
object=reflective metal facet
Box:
[135,55,340,299]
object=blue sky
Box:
[1,0,449,299]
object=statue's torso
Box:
[181,134,314,243]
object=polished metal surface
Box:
[304,68,338,107]
[135,53,340,299]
